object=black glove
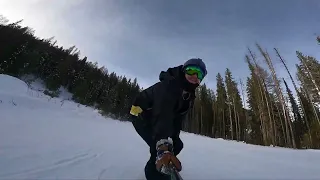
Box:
[155,138,182,175]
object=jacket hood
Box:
[159,65,184,82]
[159,65,199,92]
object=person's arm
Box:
[159,65,183,82]
[159,67,174,81]
[140,80,183,173]
[130,81,177,141]
[152,83,183,174]
[150,80,178,141]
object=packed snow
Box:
[0,74,320,180]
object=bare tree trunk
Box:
[267,51,296,148]
[260,107,268,145]
[275,48,313,145]
[299,74,320,132]
[232,97,240,141]
[269,94,278,145]
[297,53,320,126]
[236,111,241,141]
[248,48,274,145]
[223,110,226,138]
[262,82,276,146]
[257,44,295,148]
[228,101,234,140]
[212,103,216,138]
[220,107,223,138]
[275,102,286,146]
[298,53,320,100]
[239,79,247,141]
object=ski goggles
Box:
[184,66,205,80]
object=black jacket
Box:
[131,65,196,142]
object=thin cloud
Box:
[0,0,319,90]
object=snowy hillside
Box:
[0,74,320,180]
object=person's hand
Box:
[155,139,182,174]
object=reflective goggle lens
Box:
[185,66,204,80]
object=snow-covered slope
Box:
[0,74,320,180]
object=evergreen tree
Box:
[216,73,229,138]
[296,51,320,106]
[0,18,141,120]
[225,68,245,141]
[283,79,303,148]
[2,14,320,149]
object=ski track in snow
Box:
[1,74,320,180]
[97,168,107,180]
[0,150,103,178]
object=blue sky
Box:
[1,0,320,90]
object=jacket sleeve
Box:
[159,69,174,81]
[159,65,183,81]
[151,80,178,141]
[131,80,178,141]
[130,86,153,117]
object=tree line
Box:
[0,16,140,121]
[183,44,320,149]
[1,15,319,149]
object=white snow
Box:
[21,74,73,100]
[0,74,29,96]
[0,74,320,180]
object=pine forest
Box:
[1,15,319,149]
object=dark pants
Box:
[132,118,183,180]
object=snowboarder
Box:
[129,58,207,180]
